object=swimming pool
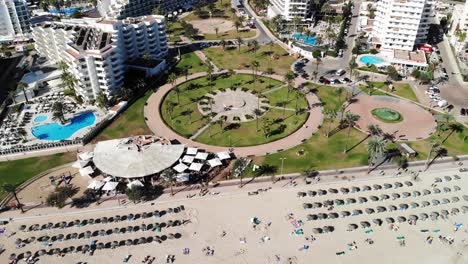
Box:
[360,56,385,65]
[31,112,96,140]
[34,115,48,122]
[292,33,316,46]
[49,7,87,16]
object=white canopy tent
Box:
[79,166,94,177]
[79,152,94,161]
[127,180,144,189]
[173,163,188,173]
[195,152,208,160]
[189,162,203,172]
[186,147,198,155]
[182,155,195,164]
[72,160,89,169]
[102,181,119,191]
[208,158,222,168]
[87,180,105,190]
[216,151,231,160]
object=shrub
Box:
[219,88,226,92]
[241,87,249,92]
[370,49,378,54]
[199,101,208,105]
[327,50,337,57]
[245,114,254,120]
[233,116,241,121]
[63,89,75,96]
[201,107,211,112]
[261,106,269,111]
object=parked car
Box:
[301,58,309,63]
[331,79,341,85]
[336,69,346,76]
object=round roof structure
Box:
[93,138,185,178]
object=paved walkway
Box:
[144,70,323,157]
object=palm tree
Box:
[217,115,227,132]
[425,140,439,170]
[161,169,176,196]
[95,92,109,109]
[8,89,17,104]
[349,56,358,78]
[234,19,242,33]
[236,36,243,52]
[366,137,386,173]
[442,123,464,143]
[248,40,259,55]
[324,109,337,137]
[184,109,194,124]
[17,82,29,103]
[283,71,295,117]
[214,27,219,37]
[52,101,65,124]
[220,39,227,51]
[206,62,215,90]
[58,61,68,72]
[228,68,236,88]
[342,111,360,153]
[254,108,262,132]
[3,184,24,213]
[250,60,260,98]
[334,87,344,106]
[168,72,177,88]
[367,124,382,138]
[314,57,322,72]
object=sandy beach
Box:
[1,167,467,264]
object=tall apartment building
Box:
[0,0,31,41]
[33,15,168,101]
[267,0,313,21]
[371,0,434,51]
[97,0,197,19]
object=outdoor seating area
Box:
[172,148,233,177]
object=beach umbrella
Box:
[318,189,327,196]
[303,203,312,209]
[27,236,36,243]
[433,188,441,194]
[373,184,382,190]
[422,189,431,195]
[312,228,323,234]
[462,206,468,213]
[394,182,403,188]
[388,205,397,211]
[71,233,78,240]
[340,188,349,194]
[318,213,328,219]
[404,181,413,187]
[73,220,80,226]
[451,208,460,214]
[452,197,460,203]
[297,191,306,197]
[365,208,375,214]
[39,236,50,242]
[402,192,410,198]
[444,176,452,181]
[412,191,421,197]
[380,194,390,200]
[99,230,106,236]
[421,201,430,207]
[88,219,95,225]
[307,191,317,197]
[358,197,368,203]
[377,206,386,213]
[383,183,392,189]
[108,217,114,223]
[37,250,46,256]
[347,224,358,231]
[57,234,64,241]
[59,222,66,229]
[167,220,174,227]
[307,214,318,221]
[454,175,461,180]
[160,235,168,241]
[97,243,104,250]
[82,245,90,252]
[434,177,442,183]
[174,233,182,239]
[464,195,468,202]
[335,199,345,205]
[9,253,17,261]
[85,231,91,238]
[432,199,440,206]
[40,224,47,230]
[24,251,32,259]
[362,185,371,191]
[168,233,175,240]
[341,211,351,217]
[328,188,338,194]
[313,202,323,208]
[419,213,428,220]
[323,226,334,233]
[430,212,439,220]
[352,209,362,216]
[351,186,360,193]
[112,241,119,249]
[142,212,149,219]
[370,195,379,201]
[385,217,395,224]
[346,198,356,204]
[51,235,57,242]
[19,225,26,231]
[441,210,449,216]
[52,248,61,255]
[409,215,418,221]
[399,203,409,210]
[102,217,108,224]
[141,224,147,231]
[15,238,22,245]
[411,202,419,208]
[67,221,74,227]
[454,186,461,192]
[442,198,450,204]
[115,215,121,222]
[373,219,383,226]
[329,213,339,219]
[360,221,371,228]
[391,193,400,199]
[443,187,451,193]
[125,239,133,246]
[324,200,334,207]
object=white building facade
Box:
[449,0,468,56]
[371,0,434,51]
[267,0,313,21]
[33,16,168,101]
[97,0,197,19]
[0,0,31,41]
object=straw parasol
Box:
[454,186,461,191]
[303,203,312,209]
[462,206,468,213]
[454,175,461,180]
[444,176,452,181]
[373,218,383,225]
[362,185,371,191]
[318,189,327,196]
[323,226,334,232]
[365,208,375,214]
[399,203,409,210]
[328,188,338,194]
[9,253,16,260]
[112,241,119,249]
[340,187,349,194]
[340,211,351,217]
[37,250,46,256]
[394,182,403,188]
[335,199,344,205]
[441,210,449,216]
[391,193,400,199]
[312,228,323,234]
[377,206,386,212]
[373,184,382,190]
[411,202,419,208]
[402,192,411,198]
[318,213,328,219]
[452,197,460,202]
[442,198,450,204]
[358,197,368,203]
[307,214,318,221]
[451,208,460,214]
[412,191,421,197]
[351,186,361,193]
[380,194,390,200]
[329,213,339,219]
[352,209,362,215]
[15,238,22,245]
[347,224,358,231]
[435,177,443,182]
[464,195,468,201]
[409,215,418,221]
[19,225,26,231]
[404,181,413,186]
[419,213,428,220]
[385,217,395,223]
[383,183,392,189]
[313,202,323,208]
[370,195,379,201]
[125,239,133,246]
[443,187,451,193]
[360,221,371,228]
[307,191,317,197]
[432,199,440,206]
[433,188,441,194]
[421,201,430,207]
[388,205,397,211]
[430,212,439,220]
[422,189,431,195]
[346,198,356,204]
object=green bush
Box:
[327,50,337,57]
[63,89,75,96]
[370,49,378,54]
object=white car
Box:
[335,69,346,76]
[425,90,435,95]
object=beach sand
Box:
[1,167,467,264]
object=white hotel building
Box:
[371,0,434,51]
[97,0,197,19]
[0,0,31,41]
[32,16,168,101]
[267,0,313,21]
[449,0,468,56]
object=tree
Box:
[314,57,322,72]
[283,71,295,117]
[324,109,337,137]
[334,87,344,106]
[236,36,243,52]
[254,108,262,132]
[234,19,242,33]
[8,89,17,104]
[386,66,400,81]
[217,115,227,132]
[220,39,227,51]
[425,140,439,170]
[367,124,382,137]
[206,62,215,90]
[161,169,176,196]
[228,68,236,88]
[152,6,163,15]
[348,56,358,78]
[443,123,464,143]
[95,92,109,109]
[366,137,386,173]
[342,111,360,153]
[262,117,272,138]
[3,183,23,213]
[126,186,144,203]
[52,101,65,124]
[250,60,260,99]
[255,164,277,177]
[214,27,219,37]
[17,82,29,104]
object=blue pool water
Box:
[360,55,385,65]
[34,115,48,122]
[292,33,316,45]
[31,112,96,140]
[49,7,87,16]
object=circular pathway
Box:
[144,70,323,157]
[347,95,436,141]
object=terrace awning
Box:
[182,155,195,164]
[102,181,119,191]
[72,160,89,169]
[79,166,94,177]
[194,152,208,160]
[87,180,104,190]
[186,147,198,155]
[189,162,203,172]
[216,151,231,160]
[208,158,222,168]
[79,152,94,161]
[173,163,188,173]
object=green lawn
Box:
[173,49,206,75]
[392,83,419,102]
[195,109,308,147]
[204,45,293,75]
[161,74,285,138]
[0,153,75,197]
[201,29,256,40]
[267,87,308,110]
[167,21,184,42]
